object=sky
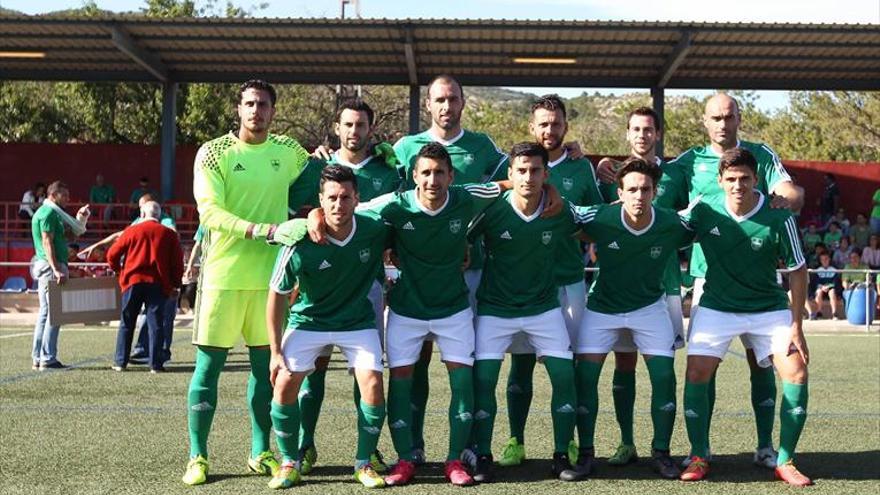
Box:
[3,0,878,111]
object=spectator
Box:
[823,222,843,250]
[872,187,880,235]
[129,177,157,219]
[820,173,840,223]
[30,180,90,370]
[851,213,871,249]
[807,243,828,269]
[67,244,89,279]
[18,182,45,220]
[842,249,869,291]
[89,174,117,226]
[107,201,183,373]
[802,224,822,252]
[808,252,842,320]
[862,235,880,269]
[823,208,851,236]
[832,235,853,268]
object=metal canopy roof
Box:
[1,15,878,90]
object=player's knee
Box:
[685,364,714,383]
[615,351,638,371]
[390,365,415,379]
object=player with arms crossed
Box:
[679,148,811,486]
[182,80,310,486]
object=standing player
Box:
[266,165,390,489]
[182,80,311,486]
[593,107,689,466]
[498,95,604,467]
[285,99,400,475]
[468,143,583,483]
[574,158,693,480]
[680,148,811,486]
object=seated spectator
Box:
[850,213,871,249]
[832,235,853,268]
[18,182,46,220]
[802,224,822,252]
[89,174,117,226]
[808,252,842,320]
[862,235,880,269]
[67,243,89,279]
[842,249,870,291]
[808,243,828,269]
[129,177,158,220]
[823,222,843,250]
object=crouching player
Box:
[266,165,389,489]
[574,157,694,480]
[680,148,811,486]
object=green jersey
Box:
[468,192,580,318]
[89,184,115,203]
[873,189,880,219]
[802,232,822,251]
[668,140,791,278]
[31,204,67,264]
[269,212,389,332]
[363,183,502,320]
[546,151,605,285]
[193,132,310,290]
[684,192,805,313]
[579,203,693,314]
[131,212,176,230]
[287,153,401,212]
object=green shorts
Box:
[192,289,270,348]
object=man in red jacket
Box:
[107,201,184,373]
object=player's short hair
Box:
[319,164,358,193]
[616,157,662,189]
[239,79,277,107]
[718,147,758,177]
[336,98,375,126]
[46,180,68,196]
[531,94,567,119]
[415,142,453,172]
[426,74,463,99]
[626,106,662,132]
[509,142,549,168]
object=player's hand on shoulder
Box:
[769,193,791,210]
[272,219,308,247]
[306,208,328,245]
[311,145,334,161]
[596,157,620,184]
[564,141,584,160]
[540,183,563,218]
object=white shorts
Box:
[368,280,386,347]
[578,297,677,358]
[464,269,482,311]
[689,277,753,350]
[508,282,585,354]
[281,328,384,373]
[687,306,793,368]
[612,295,685,353]
[386,308,475,368]
[476,308,572,360]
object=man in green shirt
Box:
[182,80,311,486]
[871,188,880,234]
[265,165,390,489]
[30,180,90,370]
[680,148,811,487]
[89,174,116,225]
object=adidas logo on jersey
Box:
[233,163,245,172]
[191,401,214,412]
[318,260,332,270]
[709,226,721,236]
[500,230,512,240]
[402,221,415,230]
[608,241,620,249]
[684,409,699,418]
[390,419,408,429]
[273,428,293,438]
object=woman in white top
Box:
[18,182,46,219]
[832,235,854,268]
[861,235,880,269]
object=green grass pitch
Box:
[1,325,877,494]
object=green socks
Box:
[473,359,503,455]
[447,367,475,460]
[298,369,326,449]
[612,368,636,446]
[187,347,228,459]
[506,353,536,444]
[574,360,603,450]
[271,401,301,463]
[751,365,778,450]
[544,357,577,454]
[247,347,273,458]
[410,357,430,450]
[388,376,415,461]
[777,381,809,465]
[684,381,710,458]
[645,357,676,451]
[356,401,386,462]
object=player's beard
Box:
[435,112,461,131]
[342,135,369,153]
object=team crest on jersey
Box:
[359,248,371,263]
[562,178,574,191]
[271,159,280,171]
[650,246,663,259]
[657,184,666,197]
[372,178,383,191]
[750,237,764,251]
[449,219,462,234]
[541,231,553,245]
[463,154,475,165]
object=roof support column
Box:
[160,81,177,202]
[651,86,665,159]
[408,84,420,135]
